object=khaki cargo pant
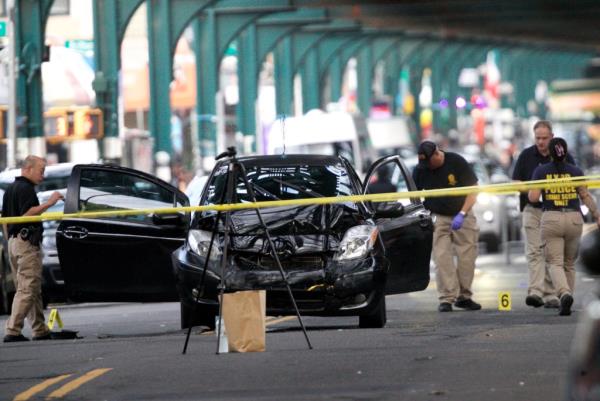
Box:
[5,237,49,337]
[540,211,583,298]
[522,205,558,302]
[432,212,479,304]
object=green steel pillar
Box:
[383,48,399,114]
[301,48,321,112]
[237,9,328,149]
[328,55,343,103]
[93,0,144,154]
[194,11,218,159]
[15,0,52,143]
[274,36,294,116]
[147,0,174,154]
[237,25,258,150]
[356,43,373,116]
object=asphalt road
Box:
[0,251,597,401]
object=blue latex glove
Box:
[451,212,465,230]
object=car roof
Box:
[216,154,347,168]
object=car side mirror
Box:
[152,212,187,226]
[373,201,405,218]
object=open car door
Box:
[363,155,433,294]
[56,165,189,301]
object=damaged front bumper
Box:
[172,246,386,316]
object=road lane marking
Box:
[46,368,112,399]
[12,374,72,401]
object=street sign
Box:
[0,21,6,37]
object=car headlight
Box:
[334,225,378,261]
[187,229,222,262]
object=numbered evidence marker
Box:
[498,292,512,311]
[47,308,64,330]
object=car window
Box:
[203,162,355,204]
[366,160,413,206]
[78,169,176,224]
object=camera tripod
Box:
[182,147,312,354]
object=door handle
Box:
[62,226,89,239]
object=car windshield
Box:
[203,162,355,204]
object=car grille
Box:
[235,255,325,271]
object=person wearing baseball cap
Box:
[412,141,481,312]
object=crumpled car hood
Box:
[194,204,365,254]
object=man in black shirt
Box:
[511,120,575,309]
[412,141,481,312]
[3,156,63,342]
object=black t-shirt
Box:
[511,145,575,211]
[412,152,478,216]
[1,176,43,237]
[531,162,583,211]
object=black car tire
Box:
[359,293,387,329]
[180,302,216,330]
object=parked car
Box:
[0,163,74,314]
[173,154,433,329]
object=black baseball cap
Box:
[417,141,437,166]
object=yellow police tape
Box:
[0,175,599,225]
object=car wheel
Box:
[180,302,216,330]
[359,293,387,329]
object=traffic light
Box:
[43,107,103,142]
[73,108,103,139]
[44,109,70,143]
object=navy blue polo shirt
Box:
[412,152,478,217]
[512,145,575,211]
[1,176,43,237]
[531,162,583,211]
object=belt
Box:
[543,207,579,212]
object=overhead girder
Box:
[236,8,329,151]
[316,34,358,104]
[191,0,294,160]
[287,20,362,113]
[355,35,402,116]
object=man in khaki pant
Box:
[3,156,63,342]
[412,141,481,312]
[511,121,575,308]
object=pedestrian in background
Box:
[511,120,575,309]
[528,137,600,316]
[2,156,63,342]
[412,141,481,312]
